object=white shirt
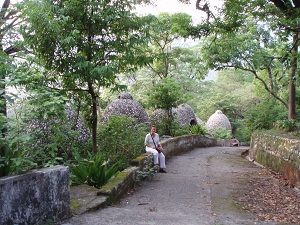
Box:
[145,133,160,149]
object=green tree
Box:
[195,0,300,120]
[21,0,151,153]
[195,69,257,141]
[0,0,21,134]
[145,13,195,79]
[148,77,184,135]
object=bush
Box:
[70,152,120,188]
[233,119,252,142]
[97,115,148,169]
[0,139,37,177]
[6,117,89,168]
[155,117,189,137]
[211,128,231,140]
[172,125,190,136]
[2,93,91,176]
[274,119,299,132]
[190,124,207,135]
[244,99,286,132]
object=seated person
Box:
[144,126,166,173]
[230,136,240,147]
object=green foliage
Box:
[244,99,286,132]
[273,119,299,132]
[148,78,185,136]
[172,125,190,136]
[0,134,38,177]
[211,128,231,140]
[148,78,184,110]
[200,0,297,120]
[145,12,196,78]
[194,69,256,141]
[3,91,90,174]
[155,117,189,137]
[233,119,252,143]
[21,0,152,153]
[97,115,148,169]
[71,153,120,188]
[190,124,207,135]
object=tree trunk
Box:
[88,81,98,153]
[288,32,298,120]
[0,45,7,137]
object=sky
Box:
[135,0,223,24]
[2,0,223,22]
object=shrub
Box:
[0,140,37,177]
[190,124,207,135]
[274,119,299,132]
[6,117,89,168]
[70,152,120,188]
[233,119,252,142]
[155,117,189,137]
[211,128,231,140]
[97,115,148,169]
[244,99,286,132]
[172,125,190,136]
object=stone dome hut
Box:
[102,92,149,124]
[150,108,168,126]
[173,103,198,126]
[150,104,198,127]
[205,110,232,133]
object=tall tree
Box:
[145,13,194,79]
[22,0,150,153]
[0,0,21,135]
[199,0,300,120]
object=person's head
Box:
[150,126,157,135]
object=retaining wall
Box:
[71,135,217,214]
[250,132,300,188]
[0,165,70,225]
[161,135,217,157]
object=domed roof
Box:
[118,92,133,100]
[102,92,149,124]
[150,104,198,127]
[173,103,197,126]
[205,110,232,133]
[150,108,168,126]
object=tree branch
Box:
[45,85,89,93]
[239,66,288,108]
[195,0,215,22]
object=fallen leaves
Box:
[234,169,300,224]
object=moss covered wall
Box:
[250,132,300,188]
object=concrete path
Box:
[62,147,282,225]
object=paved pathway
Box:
[62,147,282,225]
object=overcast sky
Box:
[2,0,223,24]
[136,0,223,24]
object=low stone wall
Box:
[70,135,216,215]
[250,132,300,188]
[161,135,217,157]
[0,165,70,225]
